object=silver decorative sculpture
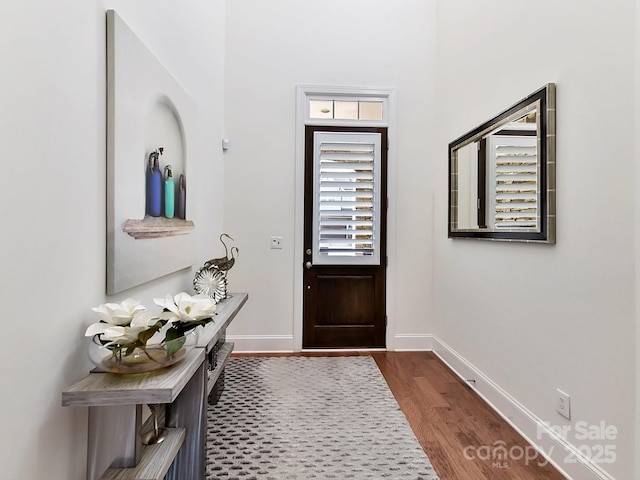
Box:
[194,234,239,303]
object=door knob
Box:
[305,261,312,269]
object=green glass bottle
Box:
[164,165,175,219]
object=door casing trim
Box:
[294,85,397,351]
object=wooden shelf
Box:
[62,349,205,407]
[207,342,234,396]
[123,217,194,239]
[197,293,248,352]
[101,427,185,480]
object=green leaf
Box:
[172,318,213,337]
[164,327,182,343]
[165,333,186,357]
[137,324,161,347]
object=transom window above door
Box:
[300,87,391,126]
[309,100,383,120]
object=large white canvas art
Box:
[107,10,196,294]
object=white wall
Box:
[0,1,225,478]
[433,1,636,479]
[223,0,437,351]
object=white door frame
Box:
[294,85,397,351]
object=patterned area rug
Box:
[206,356,439,480]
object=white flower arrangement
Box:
[86,292,216,363]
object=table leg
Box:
[87,404,142,480]
[165,360,207,480]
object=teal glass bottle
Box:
[164,165,175,219]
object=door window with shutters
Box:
[312,131,382,266]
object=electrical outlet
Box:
[270,236,283,249]
[556,389,571,420]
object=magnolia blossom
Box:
[86,305,160,345]
[154,292,217,323]
[90,298,146,326]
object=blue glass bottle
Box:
[150,150,163,217]
[164,165,175,219]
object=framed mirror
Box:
[448,83,556,243]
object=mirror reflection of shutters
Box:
[489,135,538,229]
[312,131,382,266]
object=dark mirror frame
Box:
[448,83,556,243]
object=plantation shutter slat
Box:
[313,132,382,265]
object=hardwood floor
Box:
[233,351,567,480]
[371,351,567,480]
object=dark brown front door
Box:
[303,126,387,348]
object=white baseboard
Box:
[431,335,615,480]
[228,335,294,353]
[393,333,435,351]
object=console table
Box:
[62,293,248,480]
